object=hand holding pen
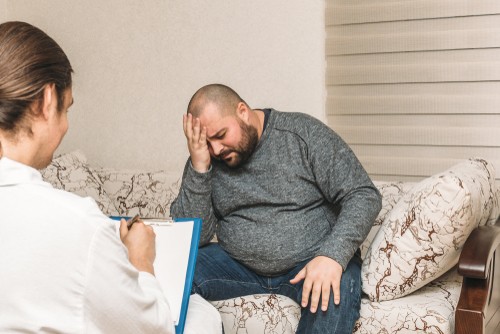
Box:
[119,215,156,274]
[126,214,141,230]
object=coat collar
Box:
[0,157,47,187]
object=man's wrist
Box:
[190,160,211,174]
[193,165,209,173]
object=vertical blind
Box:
[325,0,500,184]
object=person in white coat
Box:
[0,21,221,334]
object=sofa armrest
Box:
[458,219,500,279]
[455,218,500,334]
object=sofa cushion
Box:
[210,269,461,334]
[96,168,181,218]
[362,158,497,301]
[355,269,462,334]
[40,150,116,215]
[211,294,300,334]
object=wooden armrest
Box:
[456,218,500,334]
[458,218,500,279]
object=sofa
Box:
[41,151,500,334]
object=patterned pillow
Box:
[362,158,497,301]
[490,186,500,226]
[40,150,117,215]
[96,168,181,218]
[360,181,415,259]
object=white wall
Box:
[2,0,325,171]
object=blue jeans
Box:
[192,243,362,334]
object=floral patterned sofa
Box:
[41,151,500,334]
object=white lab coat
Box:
[0,157,221,333]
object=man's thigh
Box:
[192,243,268,300]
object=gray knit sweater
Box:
[170,109,381,276]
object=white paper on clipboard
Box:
[149,220,194,325]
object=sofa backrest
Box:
[41,152,499,249]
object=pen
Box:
[126,214,141,230]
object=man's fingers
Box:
[290,268,306,284]
[185,116,205,148]
[321,283,331,311]
[183,114,187,135]
[290,268,308,308]
[309,284,322,313]
[183,113,193,139]
[333,281,341,305]
[199,125,207,145]
[301,279,312,308]
[192,117,201,143]
[292,256,344,314]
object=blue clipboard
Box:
[110,216,202,334]
[174,217,202,334]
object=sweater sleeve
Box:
[309,125,382,269]
[170,159,218,245]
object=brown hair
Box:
[0,21,73,136]
[187,83,247,117]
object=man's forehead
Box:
[202,117,229,138]
[199,104,224,124]
[200,114,236,140]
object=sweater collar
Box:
[255,108,276,150]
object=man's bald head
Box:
[187,84,248,118]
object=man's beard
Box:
[217,119,259,168]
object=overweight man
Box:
[171,84,381,333]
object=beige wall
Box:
[0,2,6,21]
[2,0,325,171]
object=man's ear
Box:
[236,102,250,122]
[40,83,57,120]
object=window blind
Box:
[326,0,500,183]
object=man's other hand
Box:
[290,256,343,313]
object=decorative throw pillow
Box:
[360,181,415,259]
[40,150,117,215]
[362,158,497,301]
[96,168,181,218]
[488,186,500,226]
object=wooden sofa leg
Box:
[455,275,488,334]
